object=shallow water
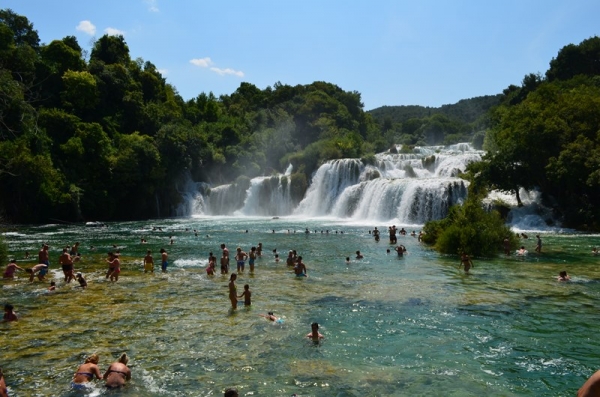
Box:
[2,217,600,396]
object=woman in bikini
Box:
[72,353,103,388]
[228,273,238,310]
[103,353,131,389]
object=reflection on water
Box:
[1,218,600,396]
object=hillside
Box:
[368,94,502,125]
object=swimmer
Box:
[103,353,131,389]
[578,369,600,397]
[3,304,17,322]
[535,234,542,253]
[160,248,168,273]
[259,311,278,321]
[257,242,263,257]
[220,252,229,274]
[558,271,571,282]
[0,367,7,397]
[3,259,24,279]
[48,281,56,291]
[59,248,75,283]
[355,250,364,259]
[27,263,48,282]
[229,273,238,310]
[238,284,251,306]
[517,246,528,256]
[593,248,599,256]
[72,353,102,387]
[346,257,350,264]
[286,250,295,266]
[38,243,49,267]
[275,254,279,263]
[395,245,406,256]
[294,256,307,277]
[144,250,154,273]
[235,247,247,272]
[106,252,121,282]
[224,388,239,397]
[503,238,511,255]
[76,272,88,288]
[248,246,257,272]
[459,252,473,273]
[306,322,324,341]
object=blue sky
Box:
[4,0,599,110]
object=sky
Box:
[3,0,599,110]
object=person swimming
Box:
[306,322,324,341]
[72,353,102,387]
[558,271,571,281]
[103,353,131,389]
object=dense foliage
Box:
[422,36,600,255]
[468,36,600,230]
[368,95,501,148]
[0,9,398,223]
[422,195,516,257]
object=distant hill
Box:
[368,94,503,124]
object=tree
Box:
[90,34,131,65]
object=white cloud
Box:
[145,0,159,12]
[210,67,244,77]
[190,57,214,68]
[104,27,126,36]
[157,68,168,76]
[76,20,96,35]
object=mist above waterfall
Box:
[183,144,484,223]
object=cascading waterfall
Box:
[294,144,480,223]
[184,144,485,223]
[237,175,293,216]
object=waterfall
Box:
[237,175,293,216]
[182,143,484,223]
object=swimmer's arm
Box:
[102,366,111,379]
[93,365,103,380]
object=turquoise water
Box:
[2,217,600,396]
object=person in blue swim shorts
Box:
[294,256,307,277]
[160,248,168,272]
[235,247,247,272]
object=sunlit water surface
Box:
[2,217,600,396]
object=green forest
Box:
[1,8,600,233]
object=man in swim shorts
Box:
[235,247,247,272]
[144,250,154,273]
[38,244,49,267]
[160,248,168,272]
[27,263,49,282]
[294,256,307,277]
[59,248,75,283]
[248,246,257,272]
[107,252,121,282]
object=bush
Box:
[422,199,514,257]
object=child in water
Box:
[76,272,88,288]
[259,311,284,324]
[238,284,251,306]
